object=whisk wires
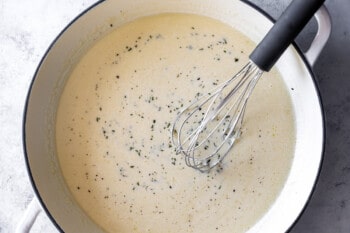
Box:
[171,61,263,172]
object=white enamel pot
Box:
[21,0,331,232]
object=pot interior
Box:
[24,0,323,232]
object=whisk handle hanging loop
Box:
[249,0,325,72]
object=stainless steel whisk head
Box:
[171,0,325,172]
[171,62,263,172]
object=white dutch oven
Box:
[21,0,331,232]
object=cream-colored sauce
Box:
[56,13,295,233]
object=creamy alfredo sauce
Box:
[56,13,295,233]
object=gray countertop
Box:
[1,0,349,232]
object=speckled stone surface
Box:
[0,0,349,232]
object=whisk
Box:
[171,0,325,172]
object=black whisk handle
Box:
[249,0,325,72]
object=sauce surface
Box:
[56,13,295,233]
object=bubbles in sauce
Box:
[56,13,295,233]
